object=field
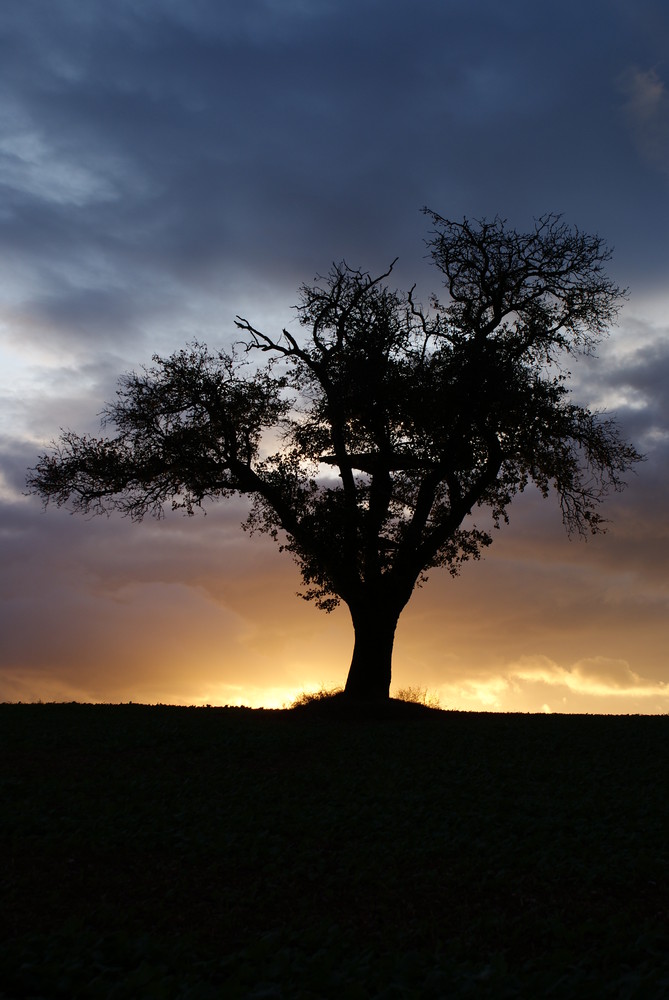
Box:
[2,702,669,998]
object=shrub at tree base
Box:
[290,688,443,719]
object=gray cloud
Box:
[3,0,668,299]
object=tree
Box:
[27,211,642,702]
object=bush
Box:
[288,686,344,708]
[394,686,441,709]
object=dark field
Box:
[2,703,669,998]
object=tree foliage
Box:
[27,211,642,700]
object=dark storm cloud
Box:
[574,315,669,467]
[605,339,669,440]
[2,0,668,346]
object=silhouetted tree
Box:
[27,211,642,702]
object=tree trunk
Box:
[343,601,400,702]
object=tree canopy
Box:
[27,210,642,702]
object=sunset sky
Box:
[1,0,668,713]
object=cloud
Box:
[511,654,668,697]
[620,67,669,171]
[428,655,669,715]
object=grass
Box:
[2,701,669,997]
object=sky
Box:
[1,0,668,713]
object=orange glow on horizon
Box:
[2,469,666,717]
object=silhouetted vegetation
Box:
[289,687,441,718]
[27,213,641,700]
[2,703,669,997]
